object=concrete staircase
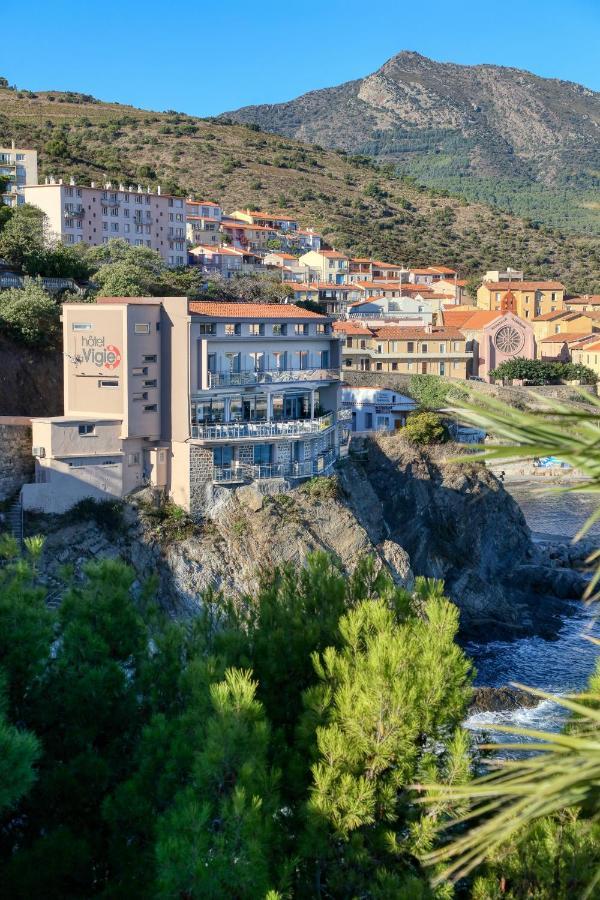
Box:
[4,494,23,547]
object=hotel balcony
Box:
[191,412,335,441]
[207,367,340,388]
[212,448,337,484]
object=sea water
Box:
[465,484,600,739]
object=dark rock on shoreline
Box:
[355,435,584,642]
[470,686,541,714]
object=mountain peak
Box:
[223,53,600,236]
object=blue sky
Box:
[4,0,599,116]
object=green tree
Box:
[403,411,448,445]
[0,204,47,270]
[301,589,471,896]
[0,279,61,346]
[0,676,40,814]
[489,357,597,384]
[155,668,280,899]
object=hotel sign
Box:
[78,335,121,370]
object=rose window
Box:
[494,325,524,355]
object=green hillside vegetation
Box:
[225,51,600,237]
[0,545,474,898]
[1,82,599,294]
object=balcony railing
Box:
[212,449,337,484]
[192,412,335,441]
[64,206,85,217]
[207,367,339,388]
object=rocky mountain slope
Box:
[30,434,585,641]
[1,81,599,291]
[224,51,600,235]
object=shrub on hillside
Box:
[403,411,448,445]
[490,357,597,385]
[408,373,467,410]
[0,280,60,346]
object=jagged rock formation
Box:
[30,434,587,640]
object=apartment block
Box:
[298,250,350,284]
[22,179,187,266]
[0,144,38,206]
[336,322,470,377]
[186,200,222,247]
[25,299,342,517]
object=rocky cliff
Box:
[29,433,586,641]
[0,336,62,416]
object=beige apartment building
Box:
[23,179,188,266]
[336,322,470,377]
[25,298,342,516]
[299,250,350,284]
[0,144,38,206]
[186,200,222,247]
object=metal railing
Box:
[212,449,337,484]
[64,206,85,217]
[192,412,335,441]
[0,273,84,294]
[207,368,340,388]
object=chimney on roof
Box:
[119,183,125,191]
[425,322,433,333]
[137,184,142,193]
[90,180,96,188]
[69,176,75,186]
[11,140,15,150]
[157,185,161,195]
[58,178,63,185]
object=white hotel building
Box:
[25,299,342,516]
[22,179,187,266]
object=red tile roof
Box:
[532,310,575,321]
[574,340,600,352]
[372,326,466,340]
[332,321,373,336]
[442,309,480,327]
[540,332,593,344]
[188,301,327,319]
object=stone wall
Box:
[342,370,597,407]
[0,417,34,501]
[189,445,214,518]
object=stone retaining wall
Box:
[0,417,34,501]
[341,371,597,406]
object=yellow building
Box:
[572,339,600,377]
[477,281,565,319]
[298,250,350,284]
[335,322,469,378]
[538,333,596,362]
[531,310,600,349]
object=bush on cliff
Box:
[0,279,61,346]
[409,373,467,410]
[0,549,472,898]
[489,357,597,384]
[403,410,448,445]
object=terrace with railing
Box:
[191,412,335,441]
[212,448,337,484]
[208,367,339,388]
